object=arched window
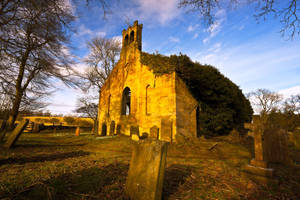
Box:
[101,123,107,136]
[130,31,134,43]
[124,34,129,45]
[121,87,131,115]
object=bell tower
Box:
[121,20,143,59]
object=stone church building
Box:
[98,21,200,142]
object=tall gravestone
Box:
[130,126,140,141]
[150,126,159,140]
[4,119,29,148]
[125,139,168,200]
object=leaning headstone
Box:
[150,126,159,139]
[125,139,168,200]
[0,120,7,141]
[3,119,29,148]
[75,127,80,136]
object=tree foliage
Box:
[141,52,253,136]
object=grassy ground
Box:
[0,130,299,200]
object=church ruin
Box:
[98,21,200,142]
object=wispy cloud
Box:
[203,9,226,44]
[169,36,180,43]
[76,24,106,38]
[187,24,199,32]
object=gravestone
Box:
[116,124,121,135]
[4,119,29,148]
[130,126,139,137]
[150,126,159,139]
[160,118,172,142]
[125,139,168,200]
[0,120,7,141]
[32,123,40,133]
[75,127,80,136]
[264,128,291,165]
[243,122,275,183]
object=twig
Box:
[208,143,218,151]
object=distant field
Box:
[0,131,299,200]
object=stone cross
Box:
[125,139,168,200]
[4,119,29,148]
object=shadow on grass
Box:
[0,151,90,166]
[163,164,192,199]
[5,163,130,200]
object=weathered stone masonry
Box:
[98,21,199,142]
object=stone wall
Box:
[175,75,198,140]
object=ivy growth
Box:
[141,52,253,136]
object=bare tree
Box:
[179,0,300,39]
[0,0,78,129]
[75,96,98,123]
[248,88,283,115]
[83,36,121,91]
[283,94,300,114]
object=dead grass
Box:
[0,131,299,200]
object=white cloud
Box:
[187,24,199,32]
[279,86,300,99]
[76,24,106,38]
[193,33,199,39]
[169,36,180,43]
[208,43,222,53]
[134,0,180,25]
[112,35,123,44]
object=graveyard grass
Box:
[0,130,300,200]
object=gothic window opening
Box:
[121,87,131,115]
[101,123,107,136]
[130,31,134,43]
[124,34,129,45]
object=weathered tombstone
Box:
[116,124,121,135]
[109,121,115,135]
[0,120,7,141]
[130,126,139,137]
[101,123,107,136]
[125,139,168,200]
[161,118,172,142]
[3,119,29,148]
[75,127,80,136]
[32,123,40,133]
[150,126,159,139]
[264,129,291,164]
[140,132,148,139]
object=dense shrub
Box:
[141,53,253,136]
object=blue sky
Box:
[46,0,300,115]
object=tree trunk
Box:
[7,93,22,130]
